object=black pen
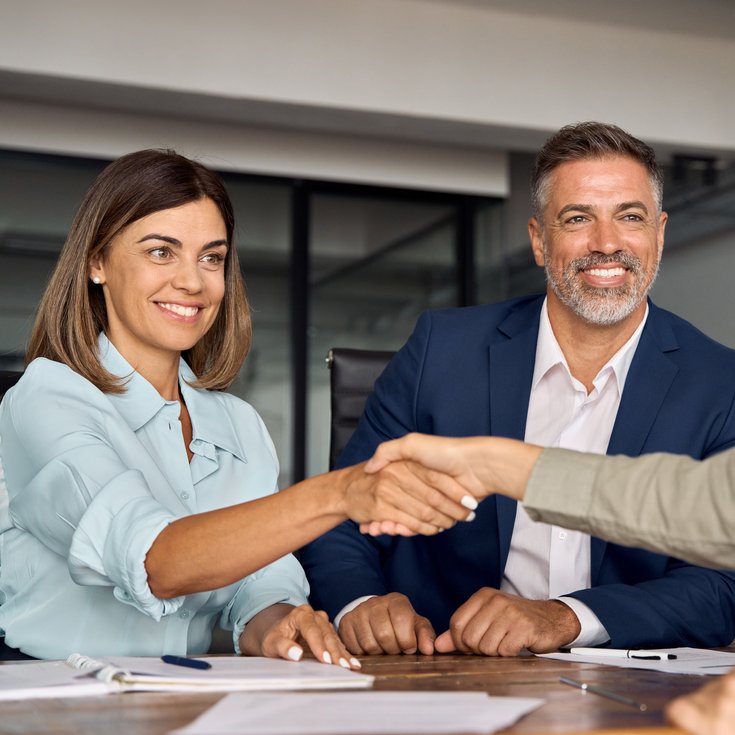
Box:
[161,654,212,670]
[560,676,648,711]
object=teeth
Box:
[159,303,199,317]
[586,267,625,278]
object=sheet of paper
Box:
[171,691,544,735]
[0,656,372,701]
[0,660,110,700]
[537,647,735,676]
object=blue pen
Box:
[161,654,212,670]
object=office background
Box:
[0,0,734,485]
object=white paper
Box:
[537,647,735,676]
[170,691,544,735]
[0,656,372,701]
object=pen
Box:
[559,676,648,711]
[160,655,212,670]
[569,647,677,660]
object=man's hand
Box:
[435,588,581,656]
[338,592,436,655]
[666,671,735,735]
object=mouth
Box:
[156,302,203,319]
[583,266,627,279]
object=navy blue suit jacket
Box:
[302,295,735,647]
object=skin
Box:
[341,155,667,657]
[528,155,666,391]
[88,198,474,667]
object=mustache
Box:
[569,252,642,273]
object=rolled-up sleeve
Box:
[221,552,310,654]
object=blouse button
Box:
[179,609,190,619]
[181,491,190,501]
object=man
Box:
[301,122,735,658]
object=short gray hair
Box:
[531,121,664,220]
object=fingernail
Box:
[322,651,332,664]
[339,657,350,669]
[464,511,476,522]
[288,646,303,661]
[461,495,478,510]
[350,657,362,668]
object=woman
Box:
[0,150,473,662]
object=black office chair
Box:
[326,348,394,470]
[0,371,22,401]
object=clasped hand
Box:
[340,458,477,536]
[339,589,580,657]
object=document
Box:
[171,691,545,734]
[537,647,735,676]
[0,655,373,701]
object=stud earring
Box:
[91,276,101,284]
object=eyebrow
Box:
[555,200,650,219]
[137,234,229,250]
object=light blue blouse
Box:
[0,335,308,659]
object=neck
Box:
[107,333,182,400]
[546,294,646,392]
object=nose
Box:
[589,219,621,254]
[171,257,204,293]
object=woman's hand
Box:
[358,434,543,536]
[239,603,361,670]
[337,458,478,537]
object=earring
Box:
[91,276,101,284]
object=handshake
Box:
[338,433,543,537]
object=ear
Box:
[657,211,668,257]
[88,252,106,285]
[528,217,545,267]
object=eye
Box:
[200,251,226,267]
[565,215,588,225]
[622,213,644,222]
[148,246,172,260]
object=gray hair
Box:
[531,121,664,220]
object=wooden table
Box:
[0,654,701,734]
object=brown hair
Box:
[531,121,664,220]
[26,149,251,393]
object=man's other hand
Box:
[435,587,581,656]
[338,592,436,655]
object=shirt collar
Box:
[532,298,649,394]
[98,333,248,463]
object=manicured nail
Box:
[464,511,476,522]
[461,495,478,510]
[350,657,362,668]
[322,651,332,664]
[339,657,350,669]
[288,646,303,661]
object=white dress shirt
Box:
[501,299,647,646]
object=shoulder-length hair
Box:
[26,149,252,393]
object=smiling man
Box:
[302,122,735,657]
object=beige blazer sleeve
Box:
[523,447,735,569]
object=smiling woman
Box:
[0,149,475,663]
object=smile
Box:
[157,302,201,317]
[584,267,627,278]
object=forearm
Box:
[146,468,354,598]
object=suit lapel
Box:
[590,303,680,580]
[488,299,542,575]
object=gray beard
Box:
[544,251,659,326]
